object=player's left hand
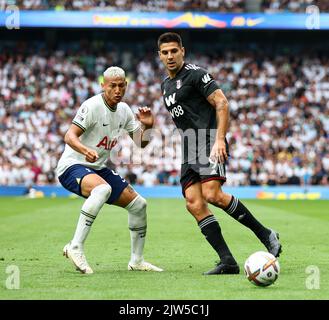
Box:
[136,106,154,128]
[210,139,228,164]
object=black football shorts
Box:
[180,159,227,197]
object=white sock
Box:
[71,184,112,248]
[126,195,147,264]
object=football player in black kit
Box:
[158,32,282,275]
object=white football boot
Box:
[63,242,93,274]
[128,260,164,272]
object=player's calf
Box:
[126,195,148,264]
[70,183,112,248]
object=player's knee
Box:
[185,198,206,216]
[203,190,226,208]
[128,195,147,216]
[135,195,147,213]
[90,184,112,201]
[127,195,147,228]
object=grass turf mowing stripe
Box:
[0,198,328,300]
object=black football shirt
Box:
[161,63,221,164]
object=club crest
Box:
[176,80,182,89]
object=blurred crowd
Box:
[4,0,328,12]
[261,0,329,12]
[1,0,245,12]
[0,41,328,187]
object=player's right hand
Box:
[84,148,99,163]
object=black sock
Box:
[224,196,270,239]
[198,215,236,265]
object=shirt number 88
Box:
[170,105,184,118]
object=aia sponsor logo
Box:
[96,136,118,150]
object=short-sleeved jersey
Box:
[161,63,221,164]
[56,93,139,177]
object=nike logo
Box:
[238,214,246,221]
[103,123,109,126]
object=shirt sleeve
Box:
[124,105,140,133]
[193,68,220,98]
[72,103,93,131]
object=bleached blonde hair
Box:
[103,66,125,79]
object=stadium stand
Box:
[261,0,329,13]
[1,0,245,12]
[2,0,328,12]
[0,34,328,187]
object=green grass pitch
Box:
[0,197,328,300]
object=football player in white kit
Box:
[56,66,163,274]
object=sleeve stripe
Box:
[72,121,86,131]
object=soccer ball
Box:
[244,251,280,287]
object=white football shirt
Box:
[56,93,140,177]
